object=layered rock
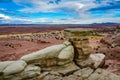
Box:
[0,41,75,80]
[34,67,120,80]
[20,41,74,67]
[64,28,93,63]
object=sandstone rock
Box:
[80,67,93,79]
[41,74,62,80]
[88,68,120,80]
[90,53,105,68]
[3,64,41,80]
[20,41,71,63]
[49,71,60,76]
[3,60,27,76]
[78,53,105,69]
[53,62,79,75]
[63,41,72,46]
[20,64,41,79]
[20,41,73,67]
[74,67,94,79]
[64,28,93,62]
[42,62,79,76]
[20,44,65,63]
[57,45,74,65]
[63,75,82,80]
[77,58,94,68]
[0,61,15,73]
[33,72,49,80]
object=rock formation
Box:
[64,28,93,64]
[0,28,120,80]
[20,41,74,67]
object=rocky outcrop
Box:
[0,41,75,80]
[20,41,74,67]
[64,28,93,63]
[0,40,120,80]
[0,28,120,80]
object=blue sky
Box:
[0,0,120,24]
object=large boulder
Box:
[21,41,74,67]
[20,44,66,63]
[78,53,105,69]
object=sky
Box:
[0,0,120,24]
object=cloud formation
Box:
[0,0,120,24]
[0,14,11,20]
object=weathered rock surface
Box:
[57,45,74,65]
[34,67,120,80]
[78,53,105,69]
[0,60,27,76]
[1,64,41,80]
[88,68,120,80]
[21,41,74,67]
[0,61,15,73]
[64,28,93,63]
[74,67,94,79]
[42,62,79,75]
[53,62,79,75]
[90,53,105,68]
[20,64,41,79]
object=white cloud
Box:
[13,0,84,13]
[13,0,101,19]
[0,14,11,20]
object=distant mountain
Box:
[0,22,119,27]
